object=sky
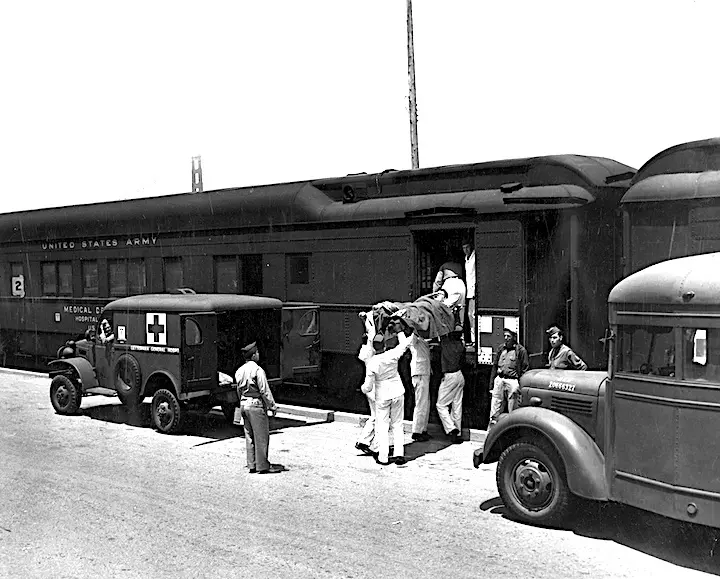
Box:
[2,0,719,214]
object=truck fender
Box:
[144,370,181,399]
[48,358,99,391]
[480,406,608,501]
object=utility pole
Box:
[191,156,203,193]
[407,0,420,169]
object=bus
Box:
[476,251,720,529]
[0,152,636,427]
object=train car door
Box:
[180,313,218,392]
[281,304,321,384]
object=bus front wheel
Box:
[496,439,573,527]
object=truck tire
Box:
[151,389,183,434]
[114,355,143,407]
[496,439,573,528]
[50,375,82,415]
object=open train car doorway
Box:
[412,227,474,299]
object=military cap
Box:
[503,327,517,337]
[241,341,258,355]
[546,326,562,336]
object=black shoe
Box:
[448,428,460,439]
[257,465,285,474]
[391,456,407,465]
[249,468,257,474]
[411,432,430,442]
[355,442,374,456]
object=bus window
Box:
[617,325,675,376]
[683,328,720,382]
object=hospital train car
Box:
[0,150,647,428]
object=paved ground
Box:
[1,369,719,578]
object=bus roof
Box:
[103,294,282,313]
[0,154,634,244]
[622,138,720,204]
[609,252,720,307]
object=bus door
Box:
[608,321,720,527]
[180,313,218,392]
[281,304,321,384]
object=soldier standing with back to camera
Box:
[235,341,285,474]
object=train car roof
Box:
[608,252,720,307]
[622,138,720,204]
[0,154,635,244]
[103,294,282,313]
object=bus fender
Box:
[48,358,99,391]
[479,406,608,501]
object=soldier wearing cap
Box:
[546,325,587,371]
[488,327,529,426]
[235,341,284,474]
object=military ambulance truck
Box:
[475,252,720,529]
[48,294,292,434]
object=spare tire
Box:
[114,354,143,407]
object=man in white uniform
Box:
[361,327,412,465]
[355,311,379,456]
[462,239,476,345]
[438,262,466,331]
[409,331,432,442]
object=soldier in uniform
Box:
[235,341,285,474]
[546,325,587,370]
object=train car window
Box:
[617,325,675,377]
[215,256,238,293]
[41,263,57,296]
[41,261,73,296]
[163,257,184,291]
[683,328,720,382]
[287,254,310,285]
[82,260,99,296]
[58,262,72,296]
[109,258,146,296]
[128,259,146,294]
[108,259,126,296]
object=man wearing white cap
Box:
[235,341,284,474]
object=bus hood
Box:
[520,369,608,397]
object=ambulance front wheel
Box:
[50,375,82,415]
[151,389,183,434]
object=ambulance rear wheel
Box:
[151,389,183,434]
[496,439,572,527]
[50,375,81,415]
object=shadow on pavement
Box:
[402,436,457,462]
[480,496,720,575]
[80,402,321,440]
